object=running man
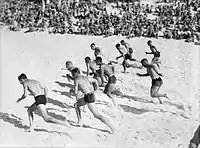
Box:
[136,58,169,104]
[90,43,111,64]
[96,57,117,107]
[115,43,127,61]
[120,40,134,57]
[145,40,158,55]
[65,61,82,82]
[122,53,143,73]
[17,73,70,132]
[72,68,115,134]
[85,56,102,85]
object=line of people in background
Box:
[1,0,200,44]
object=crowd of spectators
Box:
[0,0,200,44]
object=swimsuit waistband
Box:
[35,95,45,99]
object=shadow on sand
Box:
[0,112,71,137]
[119,104,152,115]
[68,120,110,134]
[47,97,74,109]
[0,112,29,129]
[55,81,74,88]
[52,90,74,99]
[112,89,152,103]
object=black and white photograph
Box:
[0,0,200,147]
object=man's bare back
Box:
[24,79,47,97]
[75,76,94,95]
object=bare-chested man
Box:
[145,40,158,55]
[85,56,102,85]
[72,68,115,134]
[95,57,117,107]
[17,73,70,132]
[120,40,134,57]
[122,53,143,73]
[136,58,169,104]
[115,43,127,61]
[65,61,82,82]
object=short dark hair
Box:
[154,51,160,57]
[147,40,152,44]
[96,56,102,63]
[115,43,120,48]
[18,73,27,80]
[85,56,91,62]
[120,40,125,44]
[90,43,95,47]
[65,61,72,65]
[71,68,80,75]
[141,58,148,64]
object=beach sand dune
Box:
[0,28,199,148]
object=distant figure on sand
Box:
[120,40,134,56]
[122,53,143,73]
[96,57,117,107]
[90,43,111,64]
[72,68,115,134]
[65,61,82,82]
[85,56,103,86]
[136,58,169,104]
[17,73,70,132]
[145,40,158,55]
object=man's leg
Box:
[37,104,70,127]
[104,83,116,107]
[150,84,168,104]
[27,103,37,131]
[74,98,87,125]
[87,103,115,134]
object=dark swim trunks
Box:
[35,95,47,105]
[152,77,163,87]
[84,93,95,103]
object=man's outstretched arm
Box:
[17,83,28,102]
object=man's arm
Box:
[111,65,115,75]
[116,54,123,60]
[74,79,79,100]
[67,74,74,81]
[100,65,105,85]
[145,52,154,54]
[86,63,89,76]
[88,77,99,91]
[17,83,28,103]
[136,73,149,77]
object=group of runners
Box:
[17,40,170,134]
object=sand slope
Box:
[0,28,199,148]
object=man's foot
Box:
[164,94,170,100]
[77,120,83,127]
[25,127,33,132]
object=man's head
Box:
[95,56,102,65]
[18,73,27,84]
[71,67,80,78]
[147,40,152,46]
[115,43,120,49]
[120,40,125,45]
[85,56,91,64]
[90,43,96,50]
[141,58,149,67]
[65,61,73,70]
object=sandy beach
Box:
[0,27,199,148]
